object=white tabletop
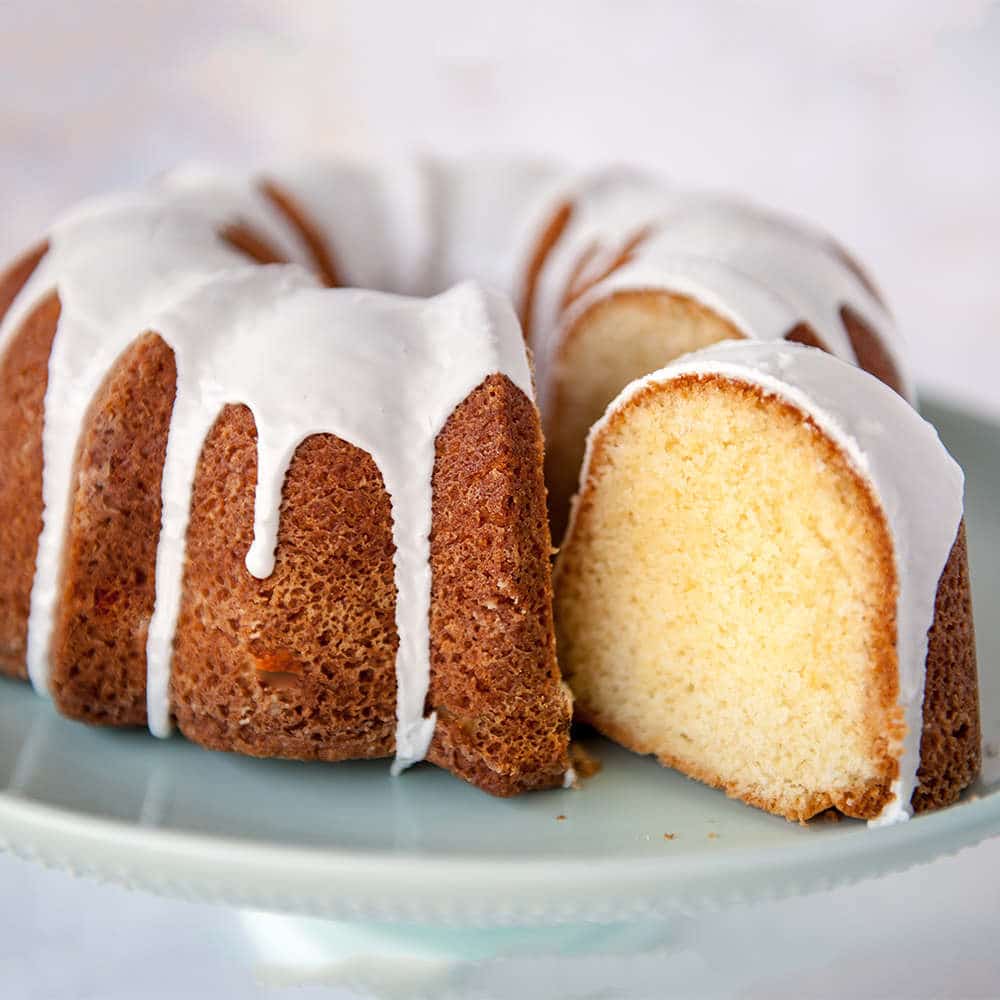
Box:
[1,3,998,997]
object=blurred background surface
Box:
[1,3,998,998]
[1,0,998,415]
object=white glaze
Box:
[21,194,276,701]
[0,173,531,772]
[143,274,531,761]
[421,159,568,302]
[569,340,963,825]
[528,171,913,412]
[272,158,568,301]
[272,159,431,294]
[528,168,675,360]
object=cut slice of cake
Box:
[554,340,978,823]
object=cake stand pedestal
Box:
[238,908,693,996]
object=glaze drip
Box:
[0,169,532,771]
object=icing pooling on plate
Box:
[573,340,963,825]
[0,171,532,771]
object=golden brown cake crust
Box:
[170,374,569,794]
[219,222,289,266]
[0,244,56,680]
[48,333,176,724]
[0,242,47,319]
[171,400,400,762]
[260,180,341,287]
[913,520,981,811]
[518,200,572,342]
[840,304,904,396]
[783,321,829,354]
[425,374,571,794]
[560,227,652,311]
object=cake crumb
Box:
[707,832,719,840]
[556,814,566,822]
[663,832,675,840]
[984,741,999,759]
[811,808,842,824]
[568,741,602,781]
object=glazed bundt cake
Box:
[555,341,979,823]
[519,171,910,539]
[0,169,573,796]
[0,159,979,816]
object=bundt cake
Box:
[519,171,911,540]
[0,159,979,817]
[0,168,573,796]
[554,340,979,823]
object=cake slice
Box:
[555,340,978,822]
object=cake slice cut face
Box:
[541,289,743,543]
[555,342,978,823]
